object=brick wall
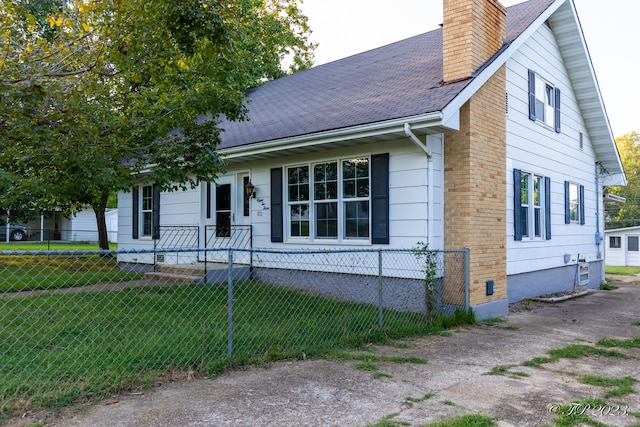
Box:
[444,65,507,307]
[443,0,507,83]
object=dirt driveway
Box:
[12,277,640,427]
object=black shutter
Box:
[528,69,536,121]
[132,187,139,239]
[206,182,211,219]
[579,184,585,225]
[371,153,389,244]
[513,169,522,241]
[564,181,570,224]
[270,168,283,243]
[545,177,551,240]
[152,184,161,240]
[554,87,561,133]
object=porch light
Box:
[245,181,256,199]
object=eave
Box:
[218,111,457,165]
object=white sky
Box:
[299,0,639,138]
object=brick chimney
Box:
[442,0,508,316]
[443,0,507,82]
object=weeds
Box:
[485,365,529,378]
[522,344,628,367]
[425,415,496,427]
[405,393,435,403]
[597,336,640,349]
[578,375,636,397]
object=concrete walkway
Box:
[10,278,640,427]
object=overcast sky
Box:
[299,0,639,138]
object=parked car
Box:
[0,224,29,241]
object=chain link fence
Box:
[0,247,468,418]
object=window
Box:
[564,181,585,225]
[528,70,561,133]
[628,236,639,252]
[141,185,153,236]
[514,169,550,241]
[609,236,621,249]
[285,157,370,241]
[132,184,160,239]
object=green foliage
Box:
[0,0,315,248]
[1,282,436,418]
[412,242,440,323]
[597,336,640,349]
[425,415,496,427]
[522,344,628,367]
[578,375,636,397]
[604,265,640,275]
[548,397,611,427]
[606,131,640,229]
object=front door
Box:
[215,183,232,238]
[205,174,252,264]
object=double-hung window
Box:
[141,185,153,237]
[528,70,561,133]
[564,181,585,225]
[514,169,551,241]
[286,157,370,241]
[132,184,160,240]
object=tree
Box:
[605,131,640,229]
[0,0,315,249]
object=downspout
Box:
[404,123,434,245]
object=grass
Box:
[599,283,618,290]
[480,317,519,330]
[405,393,435,403]
[1,281,460,420]
[522,344,629,367]
[425,415,496,427]
[366,414,496,427]
[1,253,142,292]
[604,265,640,275]
[484,365,529,378]
[597,336,640,349]
[0,241,116,251]
[578,375,636,397]
[547,397,610,427]
[364,413,410,427]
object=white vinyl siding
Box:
[506,23,601,275]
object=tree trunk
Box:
[93,206,110,250]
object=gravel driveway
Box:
[9,277,640,427]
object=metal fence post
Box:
[203,226,208,285]
[464,246,470,310]
[227,250,234,363]
[378,250,383,329]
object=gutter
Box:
[404,123,434,247]
[219,112,447,161]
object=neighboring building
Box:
[117,0,625,318]
[604,227,640,267]
[11,208,118,243]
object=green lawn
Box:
[1,252,140,292]
[1,281,459,419]
[0,241,117,251]
[605,265,640,276]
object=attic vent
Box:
[579,132,584,151]
[505,92,509,116]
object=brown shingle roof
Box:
[218,0,555,149]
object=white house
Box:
[604,226,640,267]
[117,0,625,318]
